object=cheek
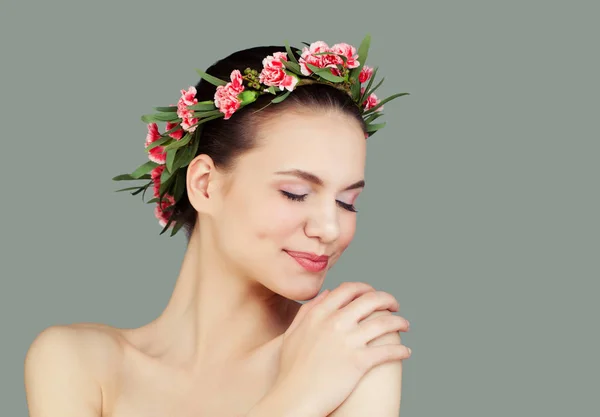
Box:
[252,197,305,240]
[338,217,357,248]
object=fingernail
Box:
[408,347,412,355]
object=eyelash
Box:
[280,191,358,213]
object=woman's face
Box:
[210,109,366,300]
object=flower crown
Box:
[112,34,409,237]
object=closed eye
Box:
[280,191,358,213]
[280,190,307,202]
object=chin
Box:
[253,251,327,300]
[277,272,326,301]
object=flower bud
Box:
[238,90,258,105]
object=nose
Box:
[304,199,341,243]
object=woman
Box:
[24,37,412,417]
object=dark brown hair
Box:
[173,45,367,241]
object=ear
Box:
[185,154,222,216]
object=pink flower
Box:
[359,65,373,83]
[259,51,299,92]
[150,168,177,226]
[214,70,245,120]
[361,88,383,111]
[150,165,165,198]
[298,41,341,76]
[166,121,184,140]
[177,87,199,132]
[180,114,199,132]
[180,87,197,106]
[214,89,240,119]
[144,123,166,164]
[330,43,360,69]
[228,69,244,93]
[155,193,176,227]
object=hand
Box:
[271,282,411,417]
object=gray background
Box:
[1,0,597,415]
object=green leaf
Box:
[171,145,193,173]
[284,40,299,65]
[141,180,151,201]
[115,186,143,192]
[195,113,223,126]
[166,148,177,173]
[164,123,182,137]
[187,101,217,111]
[159,217,175,235]
[364,112,384,124]
[170,220,185,237]
[359,66,379,103]
[168,131,200,178]
[154,106,177,112]
[162,131,192,152]
[113,173,142,181]
[172,171,186,202]
[141,112,180,123]
[280,59,302,75]
[195,69,227,87]
[266,86,277,95]
[305,63,345,83]
[363,92,410,116]
[350,80,361,102]
[131,184,150,196]
[356,34,371,66]
[146,197,159,204]
[188,128,200,155]
[366,122,386,133]
[145,135,171,152]
[271,90,291,104]
[159,170,176,197]
[350,34,372,100]
[160,163,170,181]
[316,70,346,83]
[361,77,385,105]
[194,109,223,118]
[131,160,159,179]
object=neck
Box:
[138,223,297,371]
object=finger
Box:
[316,282,375,316]
[359,344,412,372]
[341,291,399,324]
[287,289,330,334]
[355,314,410,345]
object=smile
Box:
[284,250,329,272]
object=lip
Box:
[284,250,329,272]
[284,250,329,262]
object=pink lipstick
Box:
[285,250,329,272]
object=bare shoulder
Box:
[24,323,126,417]
[26,322,126,377]
[328,309,404,417]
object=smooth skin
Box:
[252,282,411,417]
[24,108,411,417]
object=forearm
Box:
[245,380,322,417]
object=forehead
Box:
[236,109,367,184]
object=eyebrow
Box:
[275,169,365,191]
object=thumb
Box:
[286,289,330,334]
